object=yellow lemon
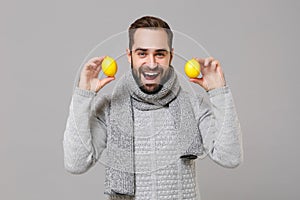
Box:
[184,58,201,78]
[101,56,118,76]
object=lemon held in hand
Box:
[184,58,201,78]
[101,56,118,77]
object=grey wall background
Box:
[1,0,299,199]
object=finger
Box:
[204,57,214,67]
[194,57,205,66]
[189,77,201,84]
[96,55,107,72]
[189,77,209,90]
[95,64,102,73]
[97,55,106,65]
[189,77,203,86]
[211,60,220,70]
[88,62,98,68]
[88,56,106,66]
[84,62,97,70]
[97,77,115,91]
[216,66,226,85]
[85,56,107,70]
[87,57,101,65]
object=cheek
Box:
[160,56,171,66]
[131,60,142,75]
[132,57,144,68]
[159,59,171,69]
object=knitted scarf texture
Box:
[102,66,203,196]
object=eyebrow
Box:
[133,48,169,53]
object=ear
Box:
[126,48,131,64]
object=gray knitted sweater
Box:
[63,85,243,200]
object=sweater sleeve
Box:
[196,85,243,168]
[62,87,109,174]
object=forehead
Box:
[132,28,169,50]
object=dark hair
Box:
[128,16,173,50]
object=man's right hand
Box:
[78,56,115,93]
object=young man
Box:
[63,16,243,200]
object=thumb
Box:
[95,77,115,92]
[189,77,209,91]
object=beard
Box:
[131,62,171,94]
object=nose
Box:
[147,54,158,69]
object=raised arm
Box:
[190,57,243,168]
[197,86,243,168]
[63,56,114,174]
[63,88,110,174]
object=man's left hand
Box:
[189,57,226,91]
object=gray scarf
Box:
[102,66,203,196]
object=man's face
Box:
[127,28,173,94]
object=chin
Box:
[140,84,163,94]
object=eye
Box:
[137,52,147,58]
[156,53,166,58]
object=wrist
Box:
[74,86,96,97]
[78,81,91,91]
[207,85,229,97]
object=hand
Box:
[78,56,115,92]
[189,57,226,91]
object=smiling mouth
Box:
[142,72,160,80]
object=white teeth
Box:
[144,72,158,76]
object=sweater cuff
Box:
[207,85,230,98]
[74,87,96,98]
